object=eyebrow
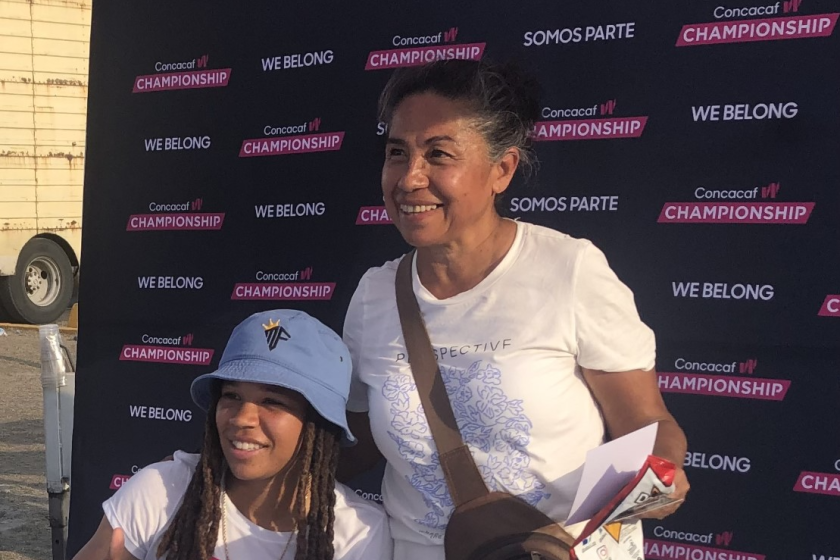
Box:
[385,135,457,146]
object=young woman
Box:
[74,309,393,560]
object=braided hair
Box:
[157,387,342,560]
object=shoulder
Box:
[518,221,592,251]
[101,451,199,557]
[346,255,405,318]
[333,482,389,529]
[332,483,392,559]
[144,451,199,485]
[355,256,404,292]
[516,221,596,268]
[104,451,198,521]
[115,451,197,497]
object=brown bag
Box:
[395,252,577,560]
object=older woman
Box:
[340,59,689,560]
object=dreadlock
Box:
[293,418,341,560]
[156,398,224,560]
[157,389,342,560]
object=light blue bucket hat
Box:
[191,309,355,444]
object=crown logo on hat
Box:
[263,318,290,351]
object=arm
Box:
[336,411,384,483]
[582,366,689,518]
[338,272,385,483]
[72,517,138,560]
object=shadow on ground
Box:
[0,420,45,449]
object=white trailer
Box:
[0,0,90,324]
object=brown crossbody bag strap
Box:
[394,251,489,507]
[395,251,575,560]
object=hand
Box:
[639,468,689,520]
[70,518,136,560]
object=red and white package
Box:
[572,456,677,560]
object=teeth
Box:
[400,204,438,213]
[232,440,263,451]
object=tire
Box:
[0,298,11,321]
[0,238,74,324]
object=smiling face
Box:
[215,381,308,483]
[382,92,517,249]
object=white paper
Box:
[565,423,658,525]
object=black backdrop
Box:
[69,1,840,558]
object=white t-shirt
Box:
[344,221,655,560]
[102,451,393,560]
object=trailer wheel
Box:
[0,238,74,324]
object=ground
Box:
[0,314,75,560]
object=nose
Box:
[397,156,429,192]
[228,401,259,428]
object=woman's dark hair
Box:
[378,59,542,179]
[156,386,342,560]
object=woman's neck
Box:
[416,217,517,300]
[224,466,301,532]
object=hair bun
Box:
[489,60,543,127]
